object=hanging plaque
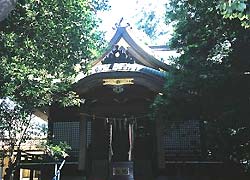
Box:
[103,78,134,85]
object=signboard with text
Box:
[111,162,134,180]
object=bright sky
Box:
[97,0,172,44]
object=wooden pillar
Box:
[92,116,108,159]
[91,116,108,179]
[78,115,87,171]
[13,167,20,180]
[29,169,34,180]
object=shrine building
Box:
[50,24,170,180]
[19,24,242,180]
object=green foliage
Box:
[0,0,106,108]
[135,10,164,40]
[45,141,71,161]
[153,0,250,172]
[133,1,169,43]
[90,0,110,11]
[0,99,30,146]
[0,99,47,180]
[0,1,108,179]
[218,0,250,28]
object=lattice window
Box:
[163,120,202,160]
[53,122,80,157]
[86,120,92,148]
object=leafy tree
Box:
[90,0,110,11]
[0,99,46,180]
[0,0,108,179]
[0,0,106,108]
[218,0,250,28]
[135,8,165,41]
[44,141,71,161]
[132,0,170,44]
[0,99,69,180]
[152,0,250,173]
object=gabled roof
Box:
[92,26,171,71]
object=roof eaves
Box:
[121,27,171,71]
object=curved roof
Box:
[75,25,170,94]
[92,26,171,71]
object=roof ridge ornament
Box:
[113,17,131,30]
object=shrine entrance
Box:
[108,117,132,162]
[77,73,162,180]
[72,25,168,180]
[47,24,169,180]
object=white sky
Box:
[97,0,172,44]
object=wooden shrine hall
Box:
[22,24,244,180]
[49,24,169,180]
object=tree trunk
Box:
[3,165,13,180]
[4,150,21,180]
